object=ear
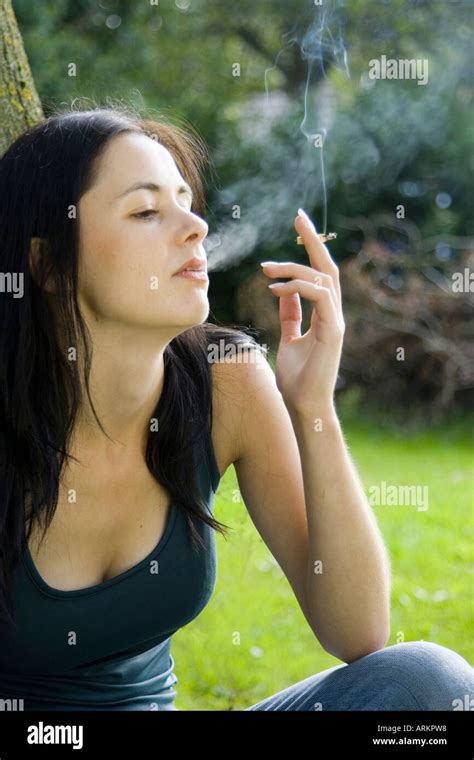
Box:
[29,237,57,294]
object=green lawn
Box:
[172,408,474,710]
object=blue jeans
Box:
[244,641,474,710]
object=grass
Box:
[172,405,473,710]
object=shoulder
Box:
[207,339,313,634]
[209,342,277,477]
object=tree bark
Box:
[0,0,43,155]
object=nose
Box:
[178,211,208,247]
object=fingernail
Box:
[297,208,312,227]
[260,261,278,266]
[298,208,318,232]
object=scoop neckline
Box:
[22,501,179,598]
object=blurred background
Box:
[1,0,472,708]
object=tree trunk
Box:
[0,0,43,155]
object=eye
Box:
[132,209,160,220]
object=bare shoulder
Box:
[209,347,274,479]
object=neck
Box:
[70,322,174,464]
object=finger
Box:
[262,261,340,314]
[269,279,340,331]
[294,210,341,302]
[278,292,302,341]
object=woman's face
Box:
[76,131,210,335]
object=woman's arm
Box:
[229,208,391,663]
[288,402,392,663]
[230,355,391,665]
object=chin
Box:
[161,301,210,332]
[186,301,210,327]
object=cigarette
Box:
[296,232,337,245]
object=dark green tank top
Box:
[0,422,221,711]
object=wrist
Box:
[287,401,339,428]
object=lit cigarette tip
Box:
[296,232,337,244]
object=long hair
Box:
[0,105,266,630]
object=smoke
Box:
[206,0,349,271]
[205,0,471,272]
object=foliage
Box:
[11,0,474,417]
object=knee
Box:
[365,640,474,710]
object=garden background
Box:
[1,0,472,709]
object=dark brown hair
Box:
[0,104,266,629]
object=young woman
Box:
[0,107,471,711]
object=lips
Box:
[173,256,207,276]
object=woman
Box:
[0,106,471,711]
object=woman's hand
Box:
[260,208,345,418]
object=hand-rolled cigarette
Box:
[296,232,337,245]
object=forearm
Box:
[289,404,391,663]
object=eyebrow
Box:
[115,181,194,201]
